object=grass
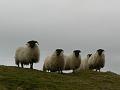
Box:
[0,65,120,90]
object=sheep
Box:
[76,54,92,72]
[15,40,40,69]
[79,54,92,71]
[64,50,81,73]
[88,49,105,72]
[43,56,51,72]
[43,49,64,74]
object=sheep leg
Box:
[16,61,19,67]
[57,68,63,74]
[96,68,100,72]
[43,66,46,72]
[57,68,60,74]
[73,69,75,73]
[99,68,100,72]
[17,63,19,67]
[60,70,63,74]
[30,63,33,69]
[60,68,63,74]
[47,70,50,72]
[21,63,24,68]
[58,71,60,74]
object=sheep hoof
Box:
[30,67,33,69]
[61,72,63,74]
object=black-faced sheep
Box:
[43,49,64,74]
[88,49,105,72]
[76,54,92,72]
[64,50,81,73]
[15,40,40,69]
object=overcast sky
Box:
[0,0,120,73]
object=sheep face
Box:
[87,54,92,58]
[27,40,39,48]
[97,49,104,56]
[56,49,63,56]
[73,50,81,58]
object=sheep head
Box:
[87,54,92,58]
[97,49,104,56]
[27,40,39,48]
[73,50,81,58]
[55,49,64,56]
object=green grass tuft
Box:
[0,65,120,90]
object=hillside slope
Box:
[0,65,120,90]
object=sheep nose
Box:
[98,52,102,56]
[57,52,60,56]
[97,51,103,55]
[75,53,79,57]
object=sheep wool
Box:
[88,49,105,72]
[76,54,92,71]
[15,40,40,69]
[43,49,64,74]
[43,56,51,72]
[64,50,81,73]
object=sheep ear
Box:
[25,43,28,45]
[62,50,64,53]
[103,50,105,53]
[87,54,92,57]
[79,50,81,53]
[100,49,104,52]
[33,41,39,45]
[36,41,39,45]
[61,49,63,52]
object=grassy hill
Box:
[0,65,120,90]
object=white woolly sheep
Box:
[64,50,81,73]
[88,49,105,72]
[43,49,64,74]
[15,40,40,69]
[76,54,92,72]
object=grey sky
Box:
[0,0,120,73]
